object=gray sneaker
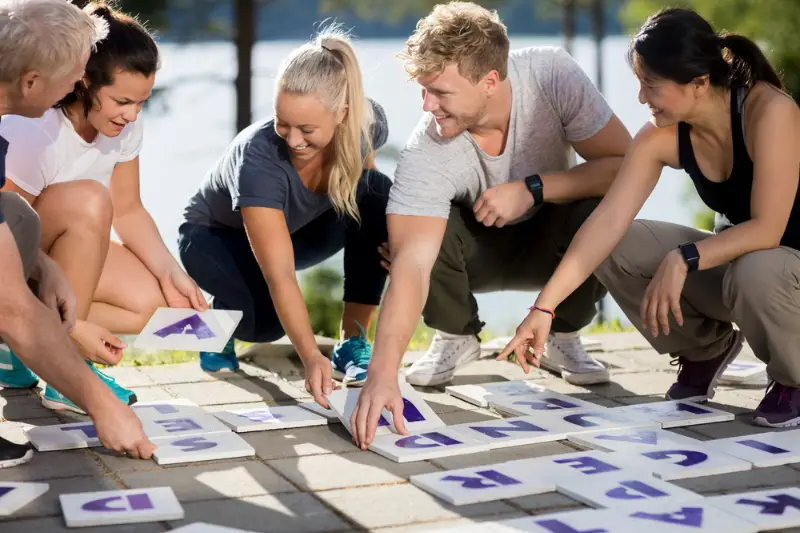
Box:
[665,329,744,402]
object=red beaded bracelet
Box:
[529,305,555,319]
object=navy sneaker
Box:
[752,382,800,428]
[665,329,743,402]
[0,437,33,468]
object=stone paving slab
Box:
[6,475,120,520]
[268,450,440,492]
[120,459,298,502]
[130,385,179,403]
[166,377,309,406]
[0,517,167,533]
[0,394,62,420]
[429,440,581,471]
[316,483,517,530]
[372,513,529,532]
[507,491,588,514]
[138,363,241,385]
[0,449,106,481]
[168,492,351,533]
[671,464,800,495]
[242,424,359,460]
[98,366,157,388]
[0,332,793,532]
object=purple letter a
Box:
[154,314,214,339]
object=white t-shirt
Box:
[387,46,613,222]
[0,108,143,196]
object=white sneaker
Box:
[405,331,481,386]
[539,332,610,385]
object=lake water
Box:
[137,35,698,333]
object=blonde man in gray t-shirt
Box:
[350,2,632,448]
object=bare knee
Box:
[37,180,113,239]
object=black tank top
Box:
[677,86,800,250]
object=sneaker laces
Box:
[417,333,474,369]
[550,334,589,365]
[764,381,797,407]
[345,336,372,369]
[87,362,117,384]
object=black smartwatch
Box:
[678,242,700,272]
[524,174,544,206]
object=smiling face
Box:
[274,91,344,161]
[634,55,705,127]
[417,63,490,139]
[86,69,154,137]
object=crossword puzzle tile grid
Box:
[12,378,800,531]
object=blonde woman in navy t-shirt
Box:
[180,26,391,407]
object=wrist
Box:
[676,242,698,273]
[524,174,544,206]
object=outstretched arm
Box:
[350,213,447,449]
[242,206,336,408]
[0,224,155,458]
[110,158,206,311]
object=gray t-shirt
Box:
[387,46,613,222]
[184,99,389,233]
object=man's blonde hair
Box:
[399,1,510,83]
[0,0,108,83]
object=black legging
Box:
[178,169,391,343]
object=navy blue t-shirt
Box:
[183,99,389,233]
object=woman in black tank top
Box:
[501,7,800,428]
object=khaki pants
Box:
[595,219,800,387]
[0,191,40,280]
[423,199,607,336]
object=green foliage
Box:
[621,0,800,101]
[582,317,634,333]
[300,266,345,339]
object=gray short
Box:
[0,192,40,279]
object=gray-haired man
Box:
[0,0,155,467]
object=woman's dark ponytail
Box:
[720,33,783,89]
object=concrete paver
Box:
[316,483,517,530]
[267,450,440,492]
[120,460,298,501]
[0,332,794,532]
[168,493,351,533]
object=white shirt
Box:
[0,108,143,196]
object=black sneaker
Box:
[0,436,33,468]
[665,329,744,402]
[752,382,800,428]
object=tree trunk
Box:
[563,0,576,56]
[234,0,255,133]
[591,0,605,93]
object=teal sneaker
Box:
[0,344,39,389]
[199,338,238,373]
[331,324,372,386]
[41,361,137,415]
